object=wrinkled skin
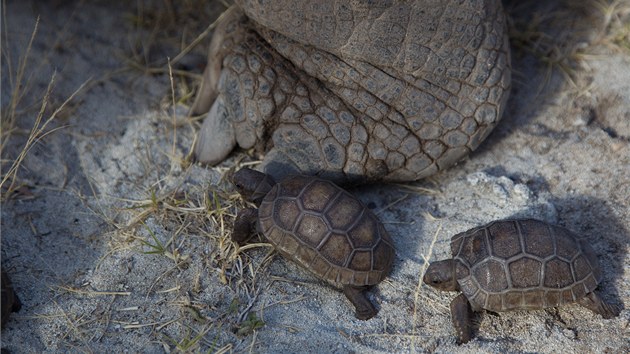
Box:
[192,0,511,183]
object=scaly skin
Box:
[192,0,511,183]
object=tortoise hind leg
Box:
[232,208,258,244]
[577,291,620,319]
[343,285,377,320]
[450,293,474,344]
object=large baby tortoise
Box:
[423,219,619,343]
[232,168,395,320]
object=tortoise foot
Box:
[232,207,258,244]
[343,285,377,320]
[451,293,474,344]
[578,291,620,319]
[194,96,236,165]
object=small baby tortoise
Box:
[1,270,21,329]
[232,168,395,320]
[423,219,619,343]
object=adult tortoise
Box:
[192,0,511,183]
[423,219,619,344]
[231,168,395,320]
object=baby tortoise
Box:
[232,168,395,320]
[423,219,619,343]
[1,270,21,329]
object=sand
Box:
[1,1,629,353]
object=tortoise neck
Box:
[445,259,460,292]
[250,173,275,206]
[452,259,462,292]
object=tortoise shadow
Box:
[547,195,627,313]
[510,195,627,313]
[349,182,429,266]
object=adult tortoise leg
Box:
[232,208,258,244]
[191,8,243,165]
[194,96,236,165]
[343,285,377,320]
[450,293,474,344]
[193,1,511,184]
[577,291,620,319]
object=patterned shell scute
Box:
[258,175,395,286]
[451,219,602,312]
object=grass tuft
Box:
[506,0,630,92]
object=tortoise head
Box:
[423,259,458,292]
[232,168,276,206]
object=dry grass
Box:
[1,0,100,201]
[0,16,54,199]
[410,223,442,352]
[98,3,270,347]
[101,163,264,350]
[1,1,256,351]
[104,1,630,350]
[0,72,90,200]
[506,0,630,92]
[590,0,630,52]
[121,0,231,116]
[4,0,628,352]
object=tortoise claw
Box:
[578,291,620,319]
[194,96,236,165]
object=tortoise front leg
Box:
[450,293,474,344]
[232,208,258,244]
[577,291,620,319]
[343,285,377,320]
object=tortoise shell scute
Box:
[259,176,394,286]
[452,219,601,311]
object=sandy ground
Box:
[1,1,629,353]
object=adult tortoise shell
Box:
[231,168,395,320]
[423,219,619,343]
